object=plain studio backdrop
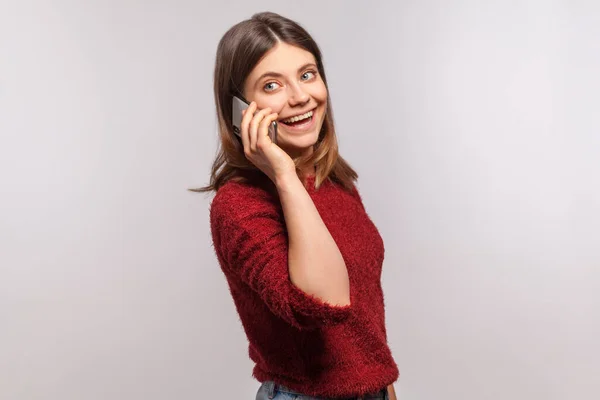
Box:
[1,1,599,399]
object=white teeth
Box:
[282,110,313,124]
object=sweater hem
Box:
[253,365,399,398]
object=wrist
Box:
[274,171,301,192]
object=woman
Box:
[197,11,399,399]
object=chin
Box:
[278,125,322,157]
[279,138,316,158]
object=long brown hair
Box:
[192,11,357,193]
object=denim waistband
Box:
[263,380,388,399]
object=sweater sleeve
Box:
[210,186,352,330]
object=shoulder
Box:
[342,181,366,212]
[329,177,364,207]
[210,179,280,227]
[349,183,364,204]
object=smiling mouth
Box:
[280,108,316,126]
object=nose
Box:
[287,83,310,107]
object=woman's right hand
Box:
[240,101,296,183]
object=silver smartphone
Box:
[232,95,278,144]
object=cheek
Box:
[312,82,328,104]
[254,96,287,114]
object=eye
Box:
[301,70,317,81]
[264,82,280,92]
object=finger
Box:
[240,102,257,155]
[257,112,278,149]
[249,106,272,152]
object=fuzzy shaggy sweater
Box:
[209,175,399,397]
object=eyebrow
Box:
[254,63,318,88]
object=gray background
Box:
[1,1,599,399]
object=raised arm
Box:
[240,102,350,307]
[210,102,351,329]
[275,172,350,306]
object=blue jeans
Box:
[255,380,389,400]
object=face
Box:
[243,42,328,159]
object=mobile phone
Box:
[232,95,278,144]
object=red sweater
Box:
[209,175,399,397]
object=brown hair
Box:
[192,11,357,193]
